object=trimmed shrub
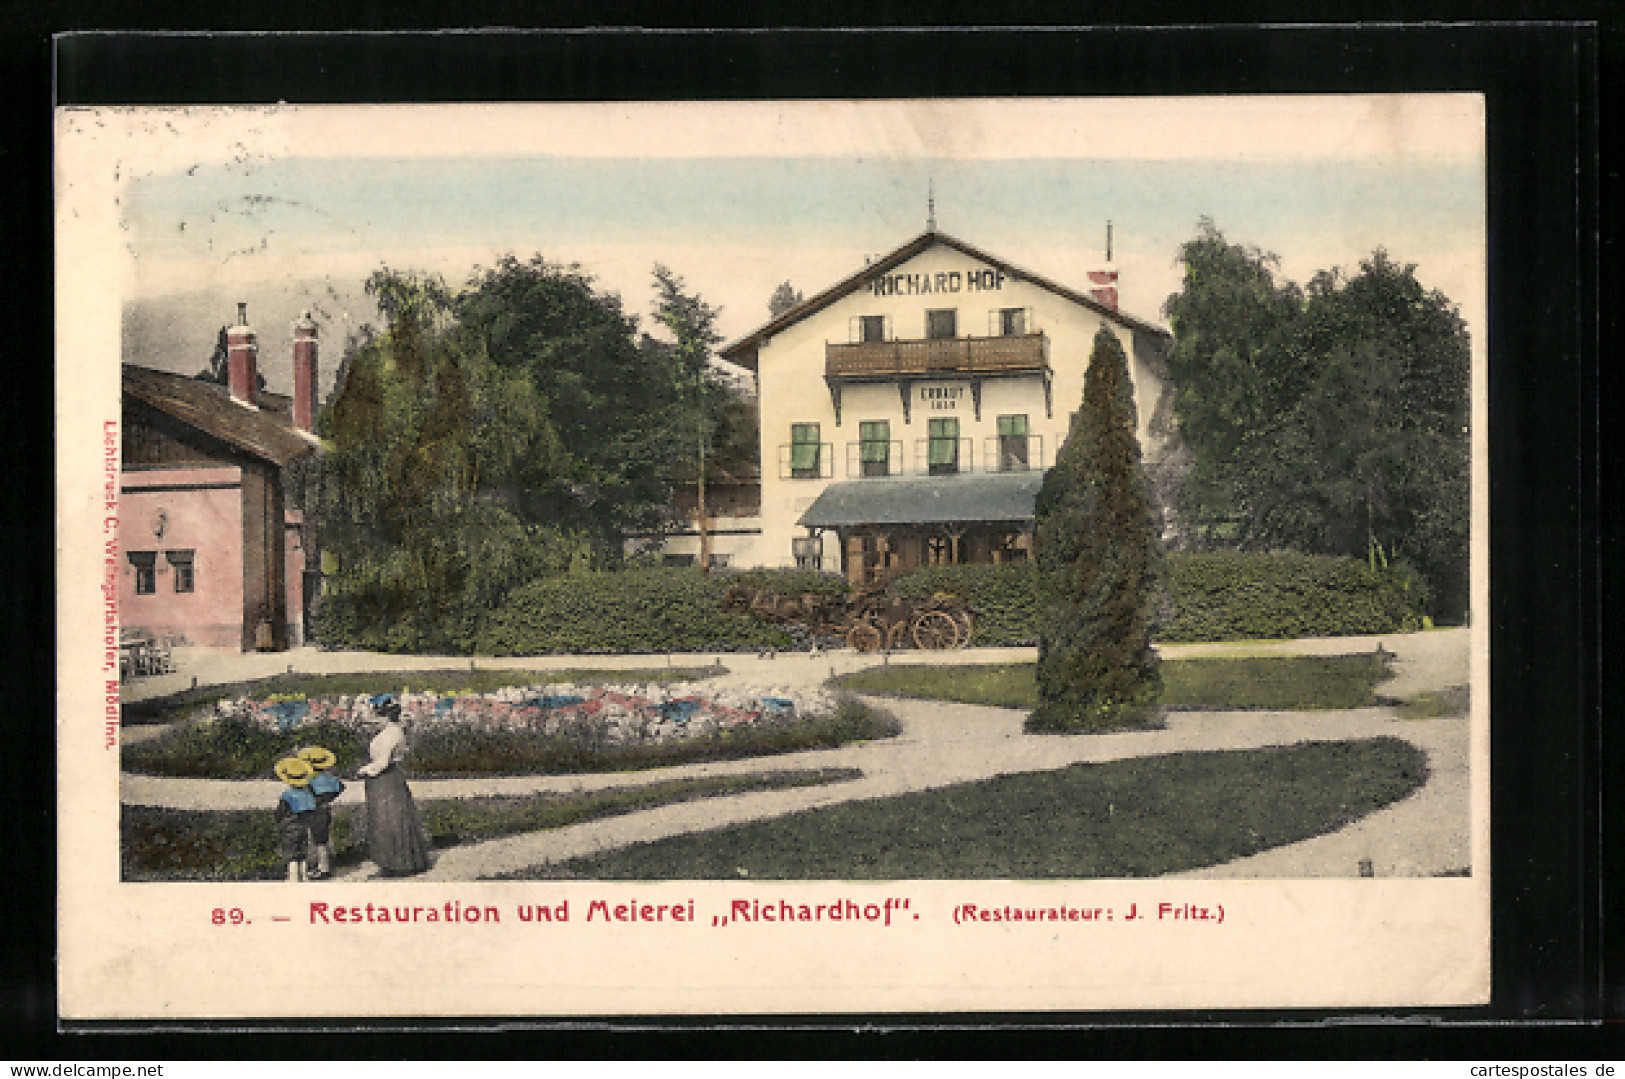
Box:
[476,568,792,655]
[1157,551,1426,642]
[1029,326,1162,731]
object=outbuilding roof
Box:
[796,470,1045,529]
[720,229,1170,371]
[122,364,319,467]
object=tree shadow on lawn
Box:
[515,737,1430,881]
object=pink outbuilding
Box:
[119,306,321,651]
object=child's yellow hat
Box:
[297,746,337,771]
[274,757,313,786]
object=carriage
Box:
[720,583,977,652]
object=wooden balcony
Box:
[823,333,1051,425]
[826,332,1048,380]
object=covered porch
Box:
[796,471,1043,587]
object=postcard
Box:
[56,96,1489,1019]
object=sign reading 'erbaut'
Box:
[870,267,1006,297]
[919,384,967,410]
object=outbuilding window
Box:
[128,551,156,595]
[166,550,195,593]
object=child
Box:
[272,756,317,883]
[297,745,344,880]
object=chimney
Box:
[1088,220,1119,312]
[292,311,318,434]
[227,302,259,407]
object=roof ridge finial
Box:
[926,178,937,233]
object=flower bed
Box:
[216,678,840,744]
[125,679,891,779]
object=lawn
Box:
[830,653,1394,712]
[122,697,899,780]
[122,766,862,881]
[530,737,1427,880]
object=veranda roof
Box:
[796,471,1045,528]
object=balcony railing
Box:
[844,439,905,478]
[982,433,1045,472]
[826,332,1048,380]
[777,442,834,480]
[911,437,974,477]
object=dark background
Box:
[3,7,1613,1060]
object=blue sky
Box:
[97,98,1485,346]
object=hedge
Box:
[476,568,792,655]
[892,553,1425,645]
[1156,551,1426,642]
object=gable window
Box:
[928,417,961,476]
[925,308,957,340]
[998,415,1031,471]
[859,420,891,477]
[128,551,156,595]
[998,307,1028,336]
[790,423,823,479]
[166,550,195,593]
[859,315,887,342]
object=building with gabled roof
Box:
[119,307,322,651]
[717,226,1180,584]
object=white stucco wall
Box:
[751,240,1171,570]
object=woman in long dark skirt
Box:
[355,694,431,876]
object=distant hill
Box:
[122,278,377,404]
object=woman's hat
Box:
[297,746,336,771]
[274,757,314,786]
[371,692,402,719]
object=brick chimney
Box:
[292,311,318,434]
[227,302,259,406]
[1087,220,1119,312]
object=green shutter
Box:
[928,418,959,465]
[860,421,889,463]
[791,425,821,471]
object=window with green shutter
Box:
[928,417,960,475]
[790,423,822,478]
[859,420,890,476]
[998,414,1030,471]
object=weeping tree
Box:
[1030,326,1163,731]
[305,269,577,653]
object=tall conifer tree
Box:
[1031,326,1163,730]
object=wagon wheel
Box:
[912,609,962,651]
[885,620,911,651]
[846,620,885,652]
[953,610,975,648]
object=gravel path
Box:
[120,629,1470,880]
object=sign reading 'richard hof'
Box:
[870,266,1007,296]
